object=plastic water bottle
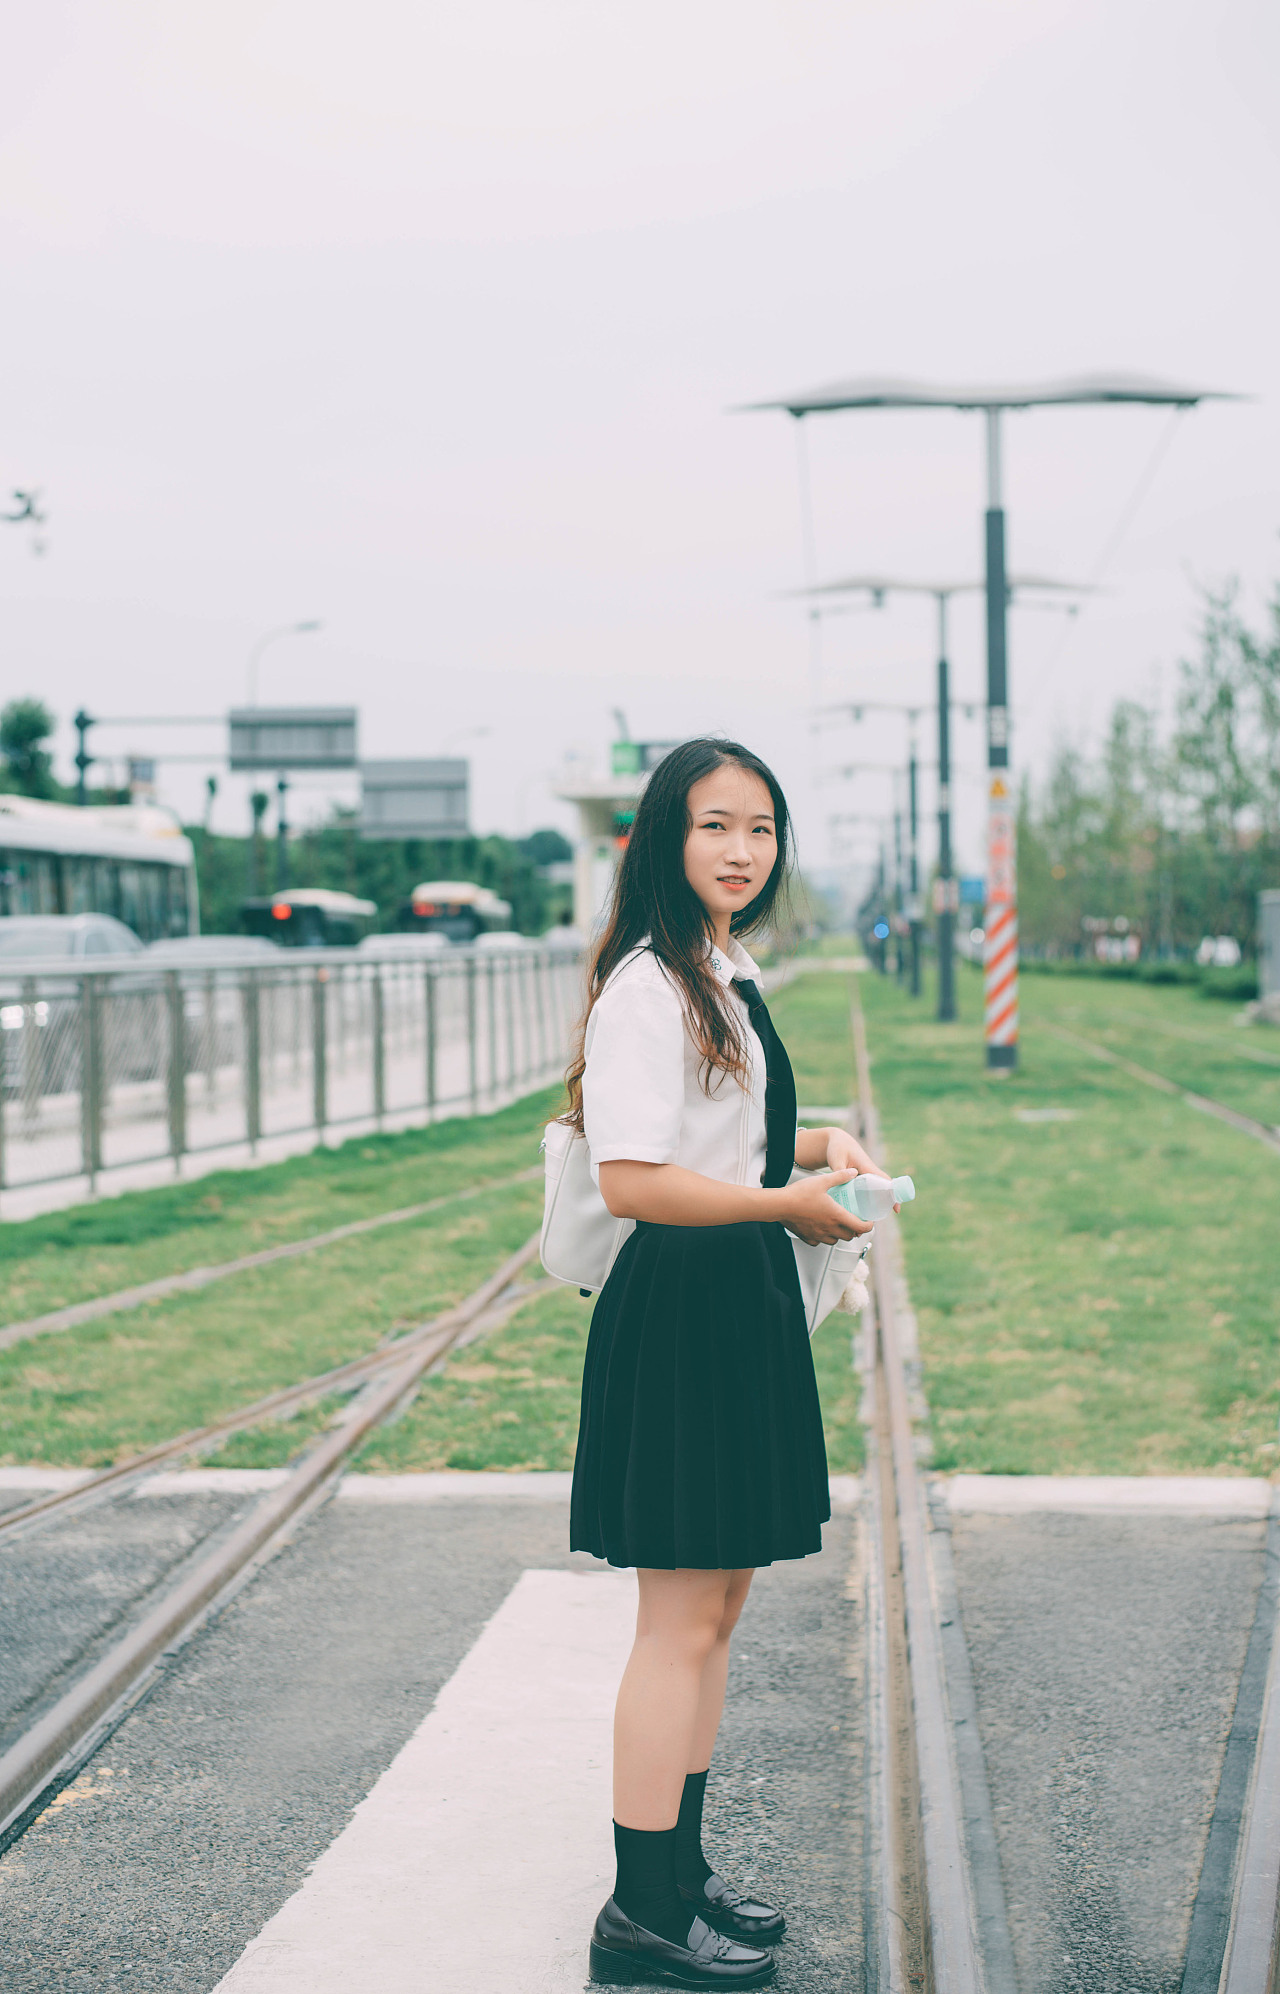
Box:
[829,1173,916,1221]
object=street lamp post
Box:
[243,621,322,894]
[748,370,1240,1067]
[246,620,322,707]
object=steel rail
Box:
[0,1233,541,1846]
[0,1249,545,1541]
[851,988,986,1993]
[1044,1021,1280,1154]
[1089,1006,1280,1072]
[0,1165,543,1353]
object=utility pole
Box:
[907,728,921,997]
[935,600,957,1023]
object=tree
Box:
[0,698,58,799]
[1018,574,1280,961]
[517,828,573,867]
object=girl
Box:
[565,738,890,1989]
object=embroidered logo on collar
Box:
[710,954,722,973]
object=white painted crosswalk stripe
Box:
[212,1568,637,1994]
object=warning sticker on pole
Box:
[986,775,1015,907]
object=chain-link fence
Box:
[0,946,583,1201]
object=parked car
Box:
[0,913,143,961]
[472,930,532,953]
[356,932,451,957]
[541,924,586,954]
[143,936,280,965]
[0,915,146,1098]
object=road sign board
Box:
[228,708,357,771]
[360,760,469,839]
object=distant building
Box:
[555,741,681,932]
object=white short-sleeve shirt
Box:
[582,936,768,1190]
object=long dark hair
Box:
[563,737,792,1128]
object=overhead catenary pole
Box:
[982,411,1017,1069]
[907,724,921,998]
[747,370,1241,1070]
[804,572,1084,1027]
[892,784,905,982]
[935,593,957,1023]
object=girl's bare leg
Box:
[613,1568,734,1829]
[687,1568,754,1774]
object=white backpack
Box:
[539,1117,870,1336]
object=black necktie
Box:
[736,978,797,1190]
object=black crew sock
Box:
[674,1769,715,1893]
[612,1823,692,1946]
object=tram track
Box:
[9,967,1280,1987]
[0,1233,541,1849]
[857,989,1280,1991]
[1044,1020,1280,1154]
[0,1164,543,1355]
[0,1262,546,1545]
[850,985,999,1993]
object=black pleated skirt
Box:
[569,1219,831,1571]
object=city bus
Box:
[395,879,513,944]
[0,795,197,942]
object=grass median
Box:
[857,961,1280,1477]
[0,984,867,1476]
[0,1095,555,1468]
[18,957,1265,1484]
[0,1088,562,1330]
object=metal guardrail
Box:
[0,946,583,1200]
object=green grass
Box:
[856,961,1280,1476]
[0,1088,562,1328]
[0,983,868,1476]
[20,958,1269,1483]
[0,1176,545,1468]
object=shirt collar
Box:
[635,934,762,987]
[707,934,761,987]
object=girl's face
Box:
[683,765,777,929]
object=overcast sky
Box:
[2,0,1277,890]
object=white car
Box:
[356,932,452,957]
[0,913,143,962]
[472,931,533,952]
[143,936,281,965]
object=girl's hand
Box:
[824,1131,901,1213]
[782,1169,874,1246]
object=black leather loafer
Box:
[679,1873,786,1943]
[589,1896,776,1987]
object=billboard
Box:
[360,759,469,840]
[228,708,358,771]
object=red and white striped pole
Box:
[984,775,1018,1060]
[982,408,1018,1069]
